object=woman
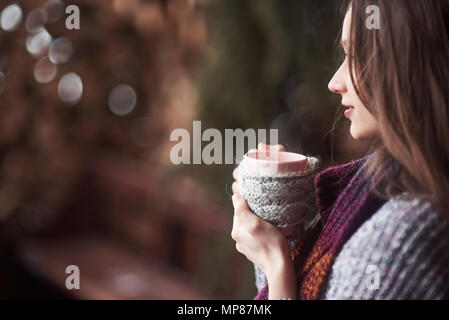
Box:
[231,0,449,299]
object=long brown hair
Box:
[343,0,449,214]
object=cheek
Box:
[346,79,362,105]
[350,107,380,140]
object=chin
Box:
[350,125,377,141]
[350,131,363,140]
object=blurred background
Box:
[0,0,372,299]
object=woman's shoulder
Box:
[373,192,448,227]
[324,192,449,300]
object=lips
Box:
[343,104,354,118]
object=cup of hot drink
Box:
[237,150,321,239]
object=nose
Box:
[328,64,346,94]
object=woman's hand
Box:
[231,192,290,278]
[231,192,297,299]
[231,143,297,299]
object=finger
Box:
[235,242,241,253]
[258,143,286,152]
[232,193,257,224]
[232,192,248,209]
[232,193,248,211]
[272,144,286,152]
[231,208,241,239]
[231,217,239,241]
[233,167,238,180]
[232,181,238,194]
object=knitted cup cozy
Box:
[236,154,322,291]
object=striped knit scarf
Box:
[254,152,389,300]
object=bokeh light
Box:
[43,0,64,23]
[33,56,57,83]
[57,72,83,105]
[0,4,23,32]
[49,37,73,64]
[108,84,137,116]
[26,28,52,56]
[25,8,47,33]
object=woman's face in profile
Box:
[328,7,381,141]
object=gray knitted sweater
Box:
[323,193,449,299]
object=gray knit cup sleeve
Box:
[237,155,322,235]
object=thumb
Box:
[258,143,286,152]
